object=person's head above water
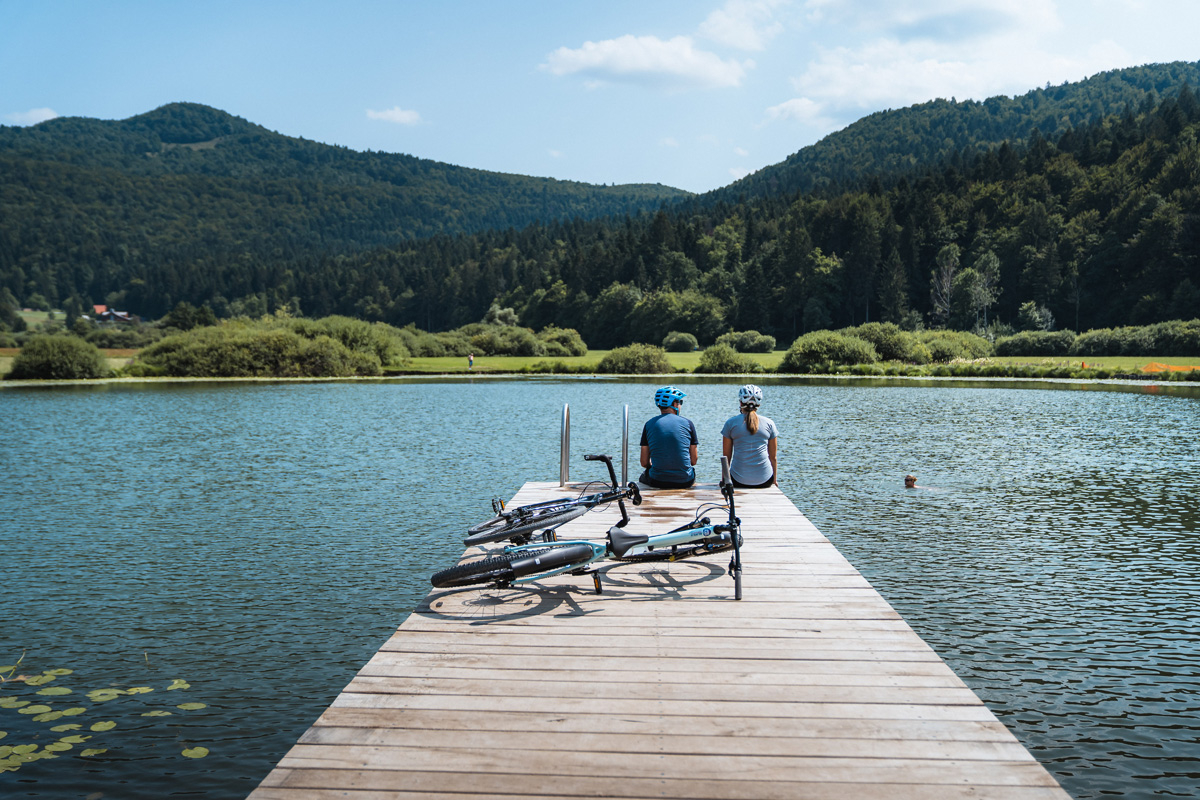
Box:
[654,385,687,413]
[904,474,917,488]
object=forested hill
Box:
[0,102,689,304]
[719,61,1200,201]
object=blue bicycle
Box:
[432,457,744,598]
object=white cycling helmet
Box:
[738,384,763,407]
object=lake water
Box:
[2,378,1198,799]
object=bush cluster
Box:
[994,329,1077,356]
[1071,319,1200,357]
[714,330,776,353]
[596,344,673,374]
[694,343,763,374]
[841,322,930,363]
[662,331,698,352]
[136,326,381,377]
[6,335,110,379]
[918,329,993,361]
[779,331,879,373]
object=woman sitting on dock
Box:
[721,384,778,488]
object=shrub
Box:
[6,335,110,379]
[841,322,926,363]
[468,325,546,357]
[538,326,588,357]
[288,316,409,366]
[395,325,472,357]
[919,330,993,362]
[85,325,164,349]
[136,326,380,377]
[694,343,763,374]
[596,343,674,374]
[995,330,1077,356]
[779,331,878,373]
[715,330,776,353]
[662,331,699,352]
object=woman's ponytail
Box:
[742,404,759,435]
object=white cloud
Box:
[549,149,564,159]
[366,106,421,125]
[698,0,788,51]
[729,166,752,179]
[661,137,680,147]
[764,96,829,125]
[734,146,750,156]
[542,35,749,89]
[782,1,1131,117]
[6,107,58,125]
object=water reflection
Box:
[1,379,1197,799]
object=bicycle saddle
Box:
[608,525,650,558]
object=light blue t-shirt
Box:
[640,413,698,483]
[721,413,778,486]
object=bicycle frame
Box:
[498,508,738,591]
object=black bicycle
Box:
[463,454,642,547]
[434,456,744,599]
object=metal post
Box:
[621,404,629,485]
[559,403,570,486]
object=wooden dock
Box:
[250,482,1069,800]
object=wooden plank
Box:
[251,483,1070,799]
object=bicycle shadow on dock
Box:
[417,558,729,626]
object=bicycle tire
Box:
[464,505,587,546]
[431,556,517,588]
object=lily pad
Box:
[0,746,10,757]
[140,710,172,717]
[17,705,52,715]
[33,711,64,723]
[11,744,37,755]
[167,679,191,690]
[44,669,73,676]
[50,724,82,732]
[176,702,206,711]
[24,675,56,686]
[59,707,86,716]
[0,698,30,709]
[125,686,154,695]
[60,735,90,744]
[86,689,123,703]
[81,748,107,757]
[0,731,5,740]
[44,742,73,753]
[181,746,209,759]
[89,721,116,732]
[36,687,72,696]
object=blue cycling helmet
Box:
[654,385,687,408]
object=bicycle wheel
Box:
[431,556,517,588]
[464,504,587,546]
[432,543,596,588]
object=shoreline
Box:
[3,372,1199,398]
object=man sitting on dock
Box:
[638,385,698,489]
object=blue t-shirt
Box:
[640,413,698,483]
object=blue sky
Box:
[2,0,1197,193]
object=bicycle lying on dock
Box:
[464,453,641,547]
[432,457,744,598]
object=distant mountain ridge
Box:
[0,101,690,242]
[719,60,1200,201]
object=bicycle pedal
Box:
[541,530,558,543]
